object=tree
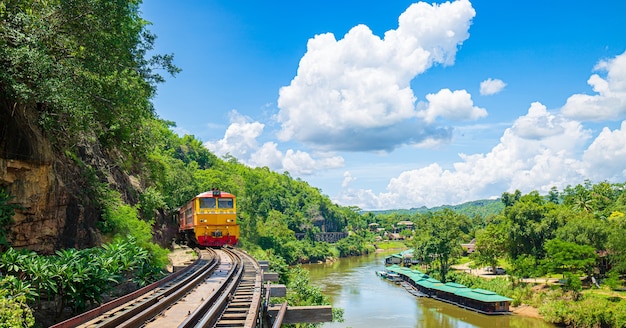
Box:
[473,222,507,272]
[504,191,561,260]
[541,239,597,277]
[501,190,521,207]
[555,212,609,250]
[607,212,626,273]
[411,209,464,282]
[547,186,560,204]
[1,0,179,160]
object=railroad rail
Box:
[178,247,263,327]
[53,246,330,328]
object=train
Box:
[177,189,239,247]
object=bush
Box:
[540,294,626,327]
[99,189,168,267]
[0,280,35,328]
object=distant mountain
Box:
[366,198,504,217]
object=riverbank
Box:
[510,304,542,319]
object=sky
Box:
[140,0,626,210]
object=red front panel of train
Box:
[196,235,239,247]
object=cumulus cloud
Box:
[561,50,626,121]
[417,88,487,123]
[337,103,595,209]
[342,171,356,188]
[511,102,564,139]
[204,111,264,160]
[277,0,476,152]
[582,121,626,181]
[205,111,344,176]
[480,78,506,95]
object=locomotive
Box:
[177,189,239,247]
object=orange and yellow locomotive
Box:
[178,190,239,247]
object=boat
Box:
[376,270,402,283]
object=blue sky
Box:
[141,0,626,210]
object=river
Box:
[302,251,554,328]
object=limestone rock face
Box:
[1,102,104,253]
[0,159,100,253]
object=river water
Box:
[302,251,554,328]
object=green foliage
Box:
[335,234,374,257]
[138,186,167,220]
[604,270,622,290]
[472,222,507,271]
[0,238,162,320]
[607,213,626,273]
[0,278,35,328]
[411,209,465,282]
[504,191,561,260]
[98,189,168,267]
[0,188,20,249]
[540,294,626,328]
[280,265,343,325]
[542,239,596,276]
[555,212,609,250]
[0,0,179,161]
[510,254,542,279]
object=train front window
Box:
[199,198,216,209]
[218,198,233,209]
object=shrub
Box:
[0,279,35,328]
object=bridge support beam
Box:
[268,284,286,297]
[263,272,279,282]
[266,305,332,324]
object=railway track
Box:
[52,247,264,328]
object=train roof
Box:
[195,190,235,198]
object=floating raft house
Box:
[385,265,512,315]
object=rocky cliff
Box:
[1,99,139,254]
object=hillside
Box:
[366,198,504,218]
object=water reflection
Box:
[302,251,554,328]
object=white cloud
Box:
[511,102,564,139]
[342,171,356,188]
[417,88,487,123]
[205,111,344,176]
[480,78,506,95]
[204,111,264,160]
[582,120,626,181]
[338,103,594,209]
[561,50,626,121]
[276,0,476,152]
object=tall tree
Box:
[505,191,561,260]
[411,209,464,282]
[473,221,507,272]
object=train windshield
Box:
[199,198,216,209]
[218,198,234,209]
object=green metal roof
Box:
[434,282,470,294]
[445,282,467,288]
[383,266,511,303]
[454,288,513,303]
[386,265,402,272]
